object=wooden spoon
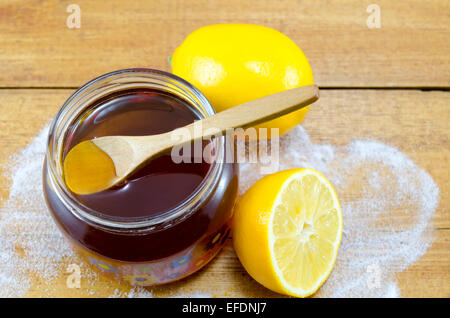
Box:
[64,85,319,195]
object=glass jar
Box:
[43,69,239,286]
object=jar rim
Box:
[45,68,225,233]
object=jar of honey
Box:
[43,69,239,286]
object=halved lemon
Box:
[233,168,342,297]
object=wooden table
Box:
[0,0,448,297]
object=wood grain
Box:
[0,89,448,297]
[0,0,449,88]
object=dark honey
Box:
[64,89,211,218]
[44,83,238,285]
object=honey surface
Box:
[62,89,210,218]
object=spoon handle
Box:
[174,84,319,142]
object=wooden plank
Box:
[0,89,448,297]
[0,0,449,88]
[21,231,449,297]
[1,89,447,226]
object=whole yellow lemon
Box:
[171,24,314,138]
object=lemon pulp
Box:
[233,168,342,297]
